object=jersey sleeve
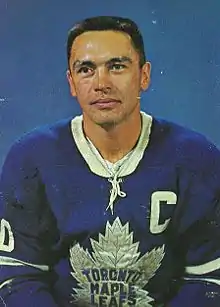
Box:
[166,142,220,307]
[0,138,59,306]
[167,203,220,307]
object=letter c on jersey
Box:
[150,191,177,234]
[0,219,14,252]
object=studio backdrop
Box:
[0,0,220,167]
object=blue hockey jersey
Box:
[0,111,220,307]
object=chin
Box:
[94,115,122,129]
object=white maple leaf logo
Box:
[69,217,165,306]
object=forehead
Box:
[70,30,139,62]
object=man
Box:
[0,16,220,307]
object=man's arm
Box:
[166,152,220,307]
[0,139,59,306]
[167,199,220,307]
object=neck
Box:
[83,110,142,163]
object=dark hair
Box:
[67,16,146,67]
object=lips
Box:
[91,98,121,109]
[91,99,120,105]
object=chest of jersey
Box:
[39,162,182,306]
[42,162,178,239]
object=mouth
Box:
[90,98,121,109]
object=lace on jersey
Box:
[71,112,153,215]
[85,137,133,214]
[106,175,127,214]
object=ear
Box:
[66,69,77,97]
[140,61,151,91]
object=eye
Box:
[110,63,126,71]
[77,66,93,75]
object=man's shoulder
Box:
[151,116,220,168]
[154,117,216,149]
[5,116,78,162]
[155,117,208,142]
[21,117,72,142]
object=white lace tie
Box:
[106,174,127,214]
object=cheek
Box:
[131,71,141,87]
[75,79,93,97]
[116,73,140,95]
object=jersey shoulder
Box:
[1,117,75,174]
[15,117,73,147]
[151,117,220,172]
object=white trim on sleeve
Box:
[0,256,49,271]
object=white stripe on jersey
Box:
[185,257,220,275]
[0,278,14,290]
[0,256,49,271]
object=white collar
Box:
[70,111,153,214]
[71,111,153,178]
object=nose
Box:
[93,67,111,93]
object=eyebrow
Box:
[72,56,133,70]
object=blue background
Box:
[0,0,220,168]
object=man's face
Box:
[67,30,151,128]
